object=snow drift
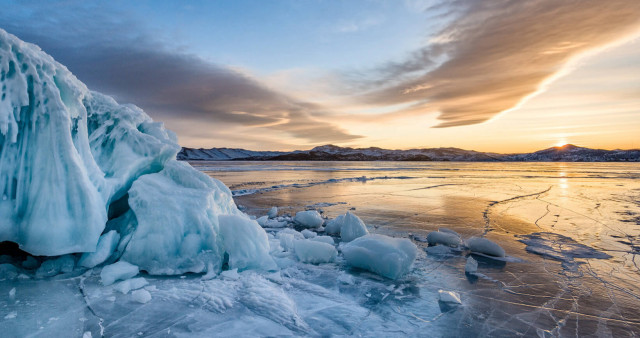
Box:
[0,29,256,275]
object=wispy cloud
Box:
[349,0,640,127]
[0,3,361,145]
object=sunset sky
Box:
[2,0,639,152]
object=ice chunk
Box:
[278,228,305,240]
[263,219,288,228]
[121,161,239,275]
[35,255,75,278]
[113,277,149,294]
[311,236,335,245]
[301,229,317,239]
[101,261,139,286]
[294,210,324,228]
[9,287,16,299]
[78,230,120,268]
[131,289,152,304]
[278,233,296,252]
[466,237,506,257]
[426,231,462,247]
[465,256,478,273]
[220,268,240,280]
[268,207,278,218]
[256,216,269,227]
[294,240,338,264]
[438,290,462,305]
[21,256,39,270]
[340,212,369,242]
[337,272,355,285]
[219,215,277,271]
[324,214,345,234]
[0,263,18,280]
[342,234,417,279]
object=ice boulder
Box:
[78,230,120,268]
[466,237,506,257]
[426,230,462,247]
[342,234,417,279]
[131,289,152,304]
[438,290,462,305]
[121,161,239,275]
[340,212,369,242]
[465,256,478,274]
[301,229,317,239]
[324,214,345,234]
[101,261,139,286]
[256,216,269,227]
[294,240,337,264]
[219,215,277,271]
[268,207,278,219]
[294,210,324,228]
[113,277,148,294]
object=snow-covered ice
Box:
[342,234,417,279]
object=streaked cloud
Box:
[351,0,640,127]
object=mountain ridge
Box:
[178,144,640,162]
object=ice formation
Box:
[438,290,462,305]
[268,207,278,218]
[78,230,120,268]
[426,230,462,247]
[100,261,139,286]
[339,212,369,242]
[219,215,277,272]
[131,289,152,304]
[293,240,337,264]
[112,277,148,294]
[294,210,324,228]
[466,237,506,257]
[464,256,478,274]
[342,234,417,279]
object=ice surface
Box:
[465,237,505,257]
[100,261,139,286]
[113,277,148,294]
[426,230,462,247]
[294,210,324,228]
[342,234,417,279]
[293,240,337,264]
[340,212,369,242]
[131,289,152,304]
[78,230,120,268]
[219,215,277,272]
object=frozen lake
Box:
[199,161,640,336]
[2,161,639,337]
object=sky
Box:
[1,0,639,152]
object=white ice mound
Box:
[426,230,462,247]
[294,239,337,264]
[340,212,369,242]
[121,161,238,275]
[342,234,417,280]
[294,210,324,228]
[0,29,178,255]
[466,237,506,257]
[219,214,278,272]
[0,29,273,277]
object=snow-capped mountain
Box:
[178,144,640,162]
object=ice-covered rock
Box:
[301,229,317,239]
[131,289,152,304]
[294,210,324,228]
[35,255,75,278]
[340,212,369,242]
[342,234,417,279]
[219,215,277,272]
[294,240,337,264]
[426,231,462,247]
[438,290,462,305]
[268,207,278,219]
[101,261,139,286]
[78,230,120,268]
[113,277,149,294]
[465,256,478,273]
[466,237,506,257]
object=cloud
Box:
[352,0,640,127]
[0,2,361,145]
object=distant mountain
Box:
[178,144,640,162]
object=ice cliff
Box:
[0,29,245,274]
